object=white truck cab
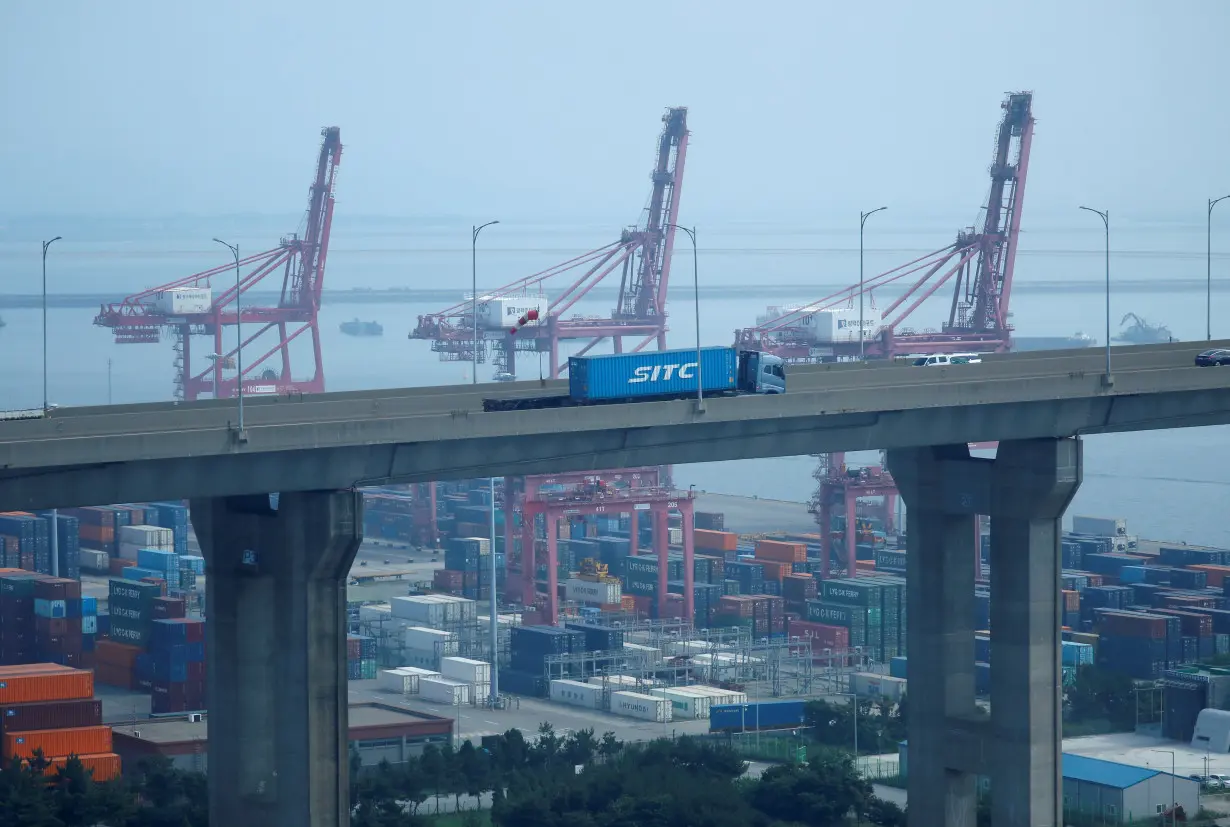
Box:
[912,353,983,367]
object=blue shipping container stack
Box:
[138,549,182,590]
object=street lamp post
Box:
[42,236,62,578]
[1209,195,1230,340]
[471,221,500,384]
[859,208,887,361]
[1151,749,1176,826]
[41,236,62,412]
[1078,207,1111,383]
[212,239,244,431]
[665,224,702,409]
[488,474,498,707]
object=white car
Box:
[912,353,983,367]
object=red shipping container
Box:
[187,661,206,682]
[1061,590,1080,613]
[1097,610,1167,639]
[108,558,135,576]
[35,617,70,638]
[95,640,143,669]
[0,699,102,736]
[1187,565,1230,588]
[152,597,186,620]
[345,637,361,660]
[33,578,81,601]
[1153,608,1214,637]
[695,530,738,552]
[755,540,806,564]
[717,596,755,619]
[138,577,168,596]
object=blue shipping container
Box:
[890,656,908,679]
[709,699,807,732]
[569,347,739,401]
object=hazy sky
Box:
[3,1,1228,224]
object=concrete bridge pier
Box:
[191,490,364,827]
[889,438,1081,827]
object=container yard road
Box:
[3,338,1230,827]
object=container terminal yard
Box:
[0,83,1228,827]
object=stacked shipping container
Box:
[346,634,378,680]
[0,664,119,781]
[0,571,96,668]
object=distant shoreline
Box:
[0,279,1218,309]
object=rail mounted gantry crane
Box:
[733,93,1034,565]
[94,127,342,401]
[410,107,689,381]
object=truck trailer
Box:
[483,347,785,412]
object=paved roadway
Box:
[1,340,1228,511]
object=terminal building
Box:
[110,703,452,773]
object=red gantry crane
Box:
[737,93,1033,571]
[94,127,343,401]
[410,107,689,380]
[734,92,1033,361]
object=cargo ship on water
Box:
[340,319,383,337]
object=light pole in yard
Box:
[1209,195,1230,340]
[213,238,244,430]
[472,221,500,384]
[42,236,62,577]
[1078,207,1111,384]
[859,208,887,361]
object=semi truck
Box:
[482,347,786,412]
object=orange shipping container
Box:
[1187,564,1230,588]
[620,595,636,611]
[759,561,791,582]
[0,665,94,704]
[4,725,113,760]
[694,529,738,552]
[755,540,806,564]
[31,752,122,782]
[95,640,143,668]
[109,558,135,575]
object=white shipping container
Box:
[684,685,748,707]
[359,604,394,623]
[154,287,213,315]
[475,295,548,331]
[564,578,622,605]
[587,674,642,688]
[851,672,907,702]
[473,682,492,702]
[550,679,604,709]
[613,690,672,723]
[377,667,439,694]
[622,642,663,663]
[439,656,491,685]
[1071,515,1127,537]
[649,687,710,719]
[797,308,877,343]
[389,596,446,626]
[434,594,479,622]
[79,549,111,572]
[668,527,683,546]
[404,626,457,654]
[420,676,471,705]
[118,525,175,547]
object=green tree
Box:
[1066,666,1136,730]
[864,796,907,826]
[0,754,63,827]
[749,750,871,826]
[418,745,446,814]
[597,731,621,763]
[50,754,135,826]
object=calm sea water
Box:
[1,217,1227,546]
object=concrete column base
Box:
[887,438,1081,827]
[191,490,363,827]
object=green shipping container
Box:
[820,578,883,607]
